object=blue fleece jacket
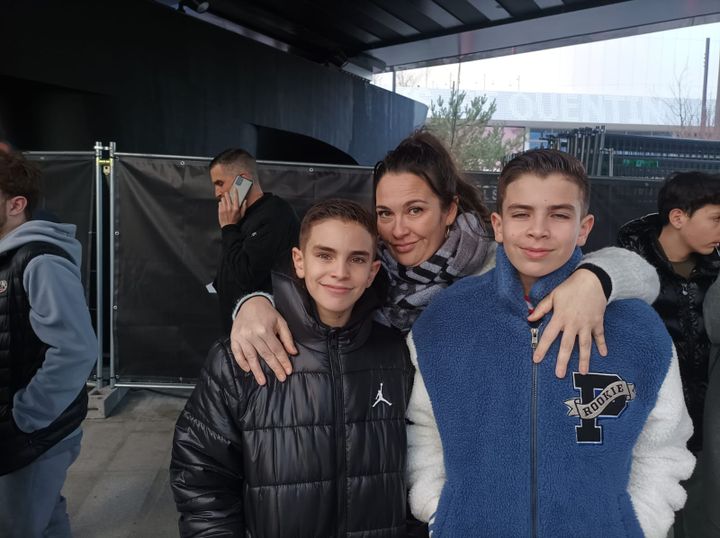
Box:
[411,246,674,537]
[2,220,97,435]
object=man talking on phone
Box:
[210,148,299,332]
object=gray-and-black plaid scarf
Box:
[377,212,493,333]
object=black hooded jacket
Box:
[618,213,720,451]
[170,268,413,537]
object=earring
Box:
[445,225,451,239]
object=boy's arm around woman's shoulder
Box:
[628,345,695,538]
[170,339,247,537]
[405,331,445,529]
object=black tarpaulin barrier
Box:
[465,173,662,253]
[584,177,662,251]
[261,163,373,216]
[24,153,95,296]
[113,156,219,383]
[113,157,373,383]
[113,155,665,384]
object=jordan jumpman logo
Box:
[372,383,392,407]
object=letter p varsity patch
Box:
[564,372,635,444]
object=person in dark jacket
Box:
[702,273,720,536]
[210,148,299,332]
[171,199,413,537]
[618,171,720,538]
[0,151,98,537]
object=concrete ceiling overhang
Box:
[164,0,720,76]
[367,0,720,71]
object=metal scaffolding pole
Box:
[93,142,105,389]
[596,128,606,176]
[702,37,710,129]
[109,142,117,389]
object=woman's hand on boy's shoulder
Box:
[230,296,297,385]
[529,268,608,378]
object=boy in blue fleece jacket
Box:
[406,149,695,538]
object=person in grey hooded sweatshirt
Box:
[0,150,97,538]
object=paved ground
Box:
[62,386,680,538]
[64,389,191,538]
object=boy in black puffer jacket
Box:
[170,199,413,537]
[618,171,720,537]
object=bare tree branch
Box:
[426,88,524,171]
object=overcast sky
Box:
[374,21,720,101]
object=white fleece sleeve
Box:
[406,332,446,524]
[12,254,98,433]
[581,246,660,304]
[628,346,695,538]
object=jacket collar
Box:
[494,244,583,311]
[618,213,720,278]
[271,261,378,353]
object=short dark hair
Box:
[498,149,590,214]
[657,171,720,225]
[299,199,377,252]
[209,148,258,181]
[0,150,40,218]
[373,129,491,226]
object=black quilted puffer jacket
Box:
[618,213,720,452]
[170,269,413,538]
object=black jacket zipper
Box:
[327,329,347,537]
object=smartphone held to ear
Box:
[233,175,253,204]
